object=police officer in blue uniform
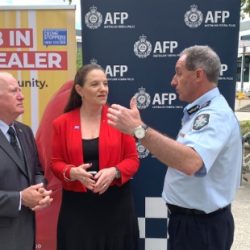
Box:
[107,45,242,250]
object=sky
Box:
[0,0,82,29]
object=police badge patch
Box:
[193,114,210,130]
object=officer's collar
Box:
[184,88,220,116]
[186,102,210,115]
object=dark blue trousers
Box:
[167,206,234,250]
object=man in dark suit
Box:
[0,72,52,250]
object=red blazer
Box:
[51,105,139,192]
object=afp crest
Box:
[134,87,151,110]
[85,6,103,29]
[134,35,152,58]
[184,5,203,28]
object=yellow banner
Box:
[0,6,76,133]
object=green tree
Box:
[77,47,83,69]
[241,0,250,17]
[64,0,72,4]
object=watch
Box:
[133,124,148,140]
[115,167,121,179]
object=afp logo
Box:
[134,87,178,110]
[153,41,178,57]
[136,141,150,159]
[106,65,128,78]
[134,35,178,58]
[85,6,103,29]
[219,63,233,81]
[220,64,228,76]
[184,5,203,28]
[85,6,132,29]
[134,35,152,59]
[134,87,151,110]
[90,58,134,82]
[90,59,128,77]
[106,64,135,81]
[184,4,232,28]
[204,11,230,26]
[104,12,129,26]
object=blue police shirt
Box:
[162,88,242,213]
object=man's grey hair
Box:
[180,45,221,83]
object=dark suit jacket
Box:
[0,121,45,250]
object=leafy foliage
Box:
[77,47,83,69]
[240,120,250,135]
[64,0,72,4]
[241,0,250,17]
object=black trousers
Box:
[167,205,234,250]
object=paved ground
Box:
[235,99,250,120]
[231,175,250,250]
[231,99,250,250]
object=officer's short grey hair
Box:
[180,45,221,84]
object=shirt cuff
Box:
[19,192,22,211]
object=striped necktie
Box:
[7,126,23,159]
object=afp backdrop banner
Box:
[81,1,240,249]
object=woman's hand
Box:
[93,167,117,194]
[70,163,96,190]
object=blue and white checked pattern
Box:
[138,197,168,250]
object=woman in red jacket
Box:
[51,64,140,250]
